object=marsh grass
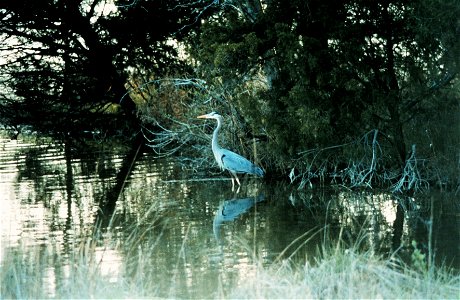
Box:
[230,248,460,299]
[230,225,460,299]
[1,225,459,299]
[1,241,132,299]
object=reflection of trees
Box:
[95,133,146,227]
[8,137,144,247]
[273,188,405,256]
[286,189,459,268]
[63,139,74,251]
[17,147,48,182]
[5,134,458,295]
[408,193,460,269]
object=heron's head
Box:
[197,112,221,120]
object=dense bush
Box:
[182,0,459,190]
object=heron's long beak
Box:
[197,114,208,119]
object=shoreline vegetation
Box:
[1,1,459,299]
[1,228,459,299]
[133,77,459,194]
[1,1,459,194]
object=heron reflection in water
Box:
[197,112,264,190]
[213,194,265,243]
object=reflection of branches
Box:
[390,144,429,193]
[345,130,381,188]
[292,130,383,189]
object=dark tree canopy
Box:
[0,0,212,137]
[0,0,458,189]
[187,0,458,171]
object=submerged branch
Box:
[292,130,384,189]
[290,130,431,193]
[390,144,429,193]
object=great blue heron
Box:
[213,194,265,242]
[197,112,264,188]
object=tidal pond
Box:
[0,137,458,298]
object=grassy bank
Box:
[1,238,459,299]
[230,249,459,299]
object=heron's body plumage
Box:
[198,112,264,188]
[218,148,264,176]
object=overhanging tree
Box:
[187,0,459,189]
[0,0,213,138]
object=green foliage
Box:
[1,0,458,189]
[411,240,428,273]
[187,0,459,189]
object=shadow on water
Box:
[95,133,146,227]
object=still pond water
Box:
[0,137,459,297]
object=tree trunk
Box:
[382,2,407,166]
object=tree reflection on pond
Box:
[0,138,458,298]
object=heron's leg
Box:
[230,177,240,193]
[234,175,241,186]
[229,172,240,192]
[232,174,241,193]
[230,172,241,186]
[230,172,241,185]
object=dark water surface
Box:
[0,137,458,297]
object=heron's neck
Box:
[212,117,222,152]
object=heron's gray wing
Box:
[214,195,265,224]
[220,149,264,176]
[220,198,255,221]
[213,194,265,242]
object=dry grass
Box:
[1,232,459,299]
[230,249,460,299]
